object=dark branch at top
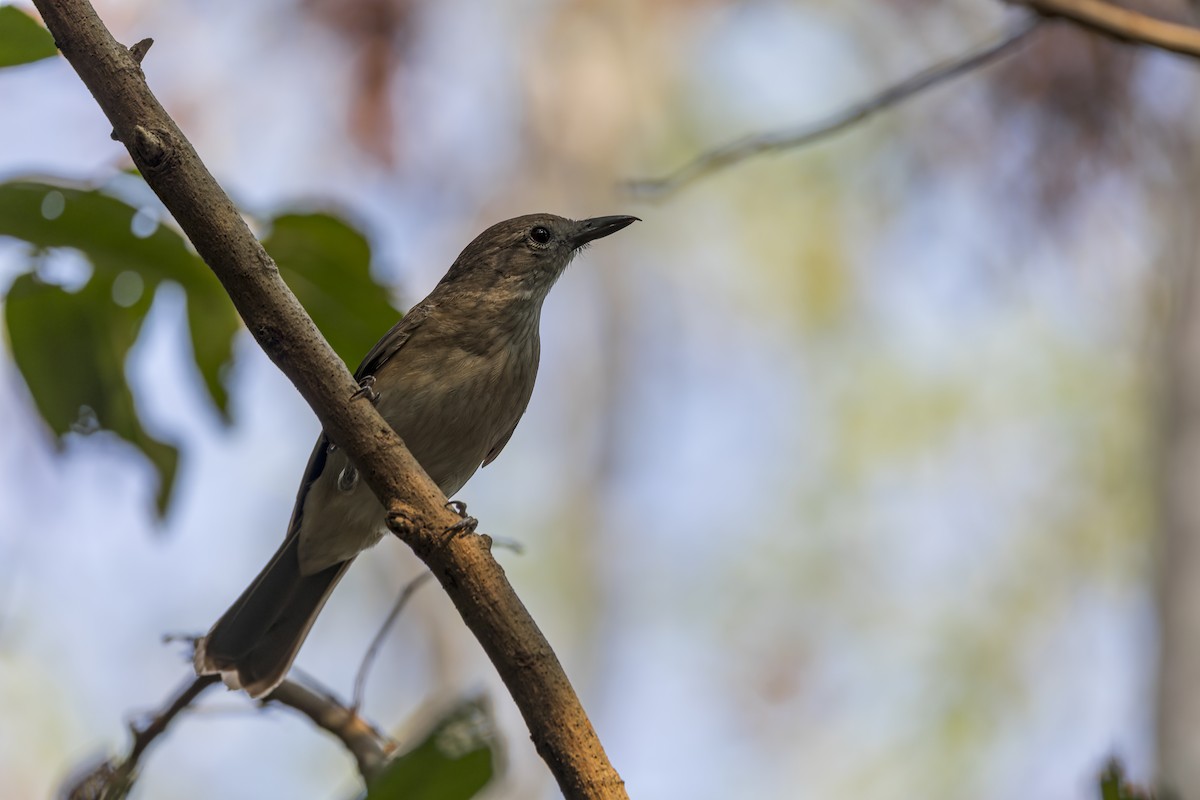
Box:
[1009,0,1200,57]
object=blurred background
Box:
[1,0,1193,797]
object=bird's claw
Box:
[445,516,478,537]
[351,375,379,405]
[444,500,478,538]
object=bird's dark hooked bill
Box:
[570,215,640,249]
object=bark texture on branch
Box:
[30,1,625,796]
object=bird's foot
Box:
[351,375,379,405]
[444,500,478,538]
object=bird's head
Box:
[437,214,639,304]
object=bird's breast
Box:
[383,329,540,492]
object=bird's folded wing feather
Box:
[354,302,433,380]
[280,302,433,539]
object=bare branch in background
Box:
[30,0,625,796]
[62,675,220,800]
[264,677,397,782]
[1010,0,1200,57]
[352,571,434,712]
[629,0,1200,200]
[626,18,1042,200]
[60,672,401,798]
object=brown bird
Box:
[194,213,638,697]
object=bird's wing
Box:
[353,301,433,380]
[281,302,434,536]
[285,433,331,536]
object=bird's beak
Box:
[569,215,640,249]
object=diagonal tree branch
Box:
[626,17,1042,199]
[61,673,401,798]
[1010,0,1200,57]
[30,1,625,797]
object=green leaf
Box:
[0,179,235,515]
[5,274,178,514]
[0,6,57,68]
[0,180,398,520]
[366,696,496,800]
[1097,759,1154,800]
[0,181,202,284]
[0,181,239,423]
[185,270,239,420]
[1099,764,1120,800]
[264,212,400,370]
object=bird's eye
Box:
[529,226,551,244]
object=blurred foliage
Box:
[0,178,399,517]
[0,6,56,68]
[987,23,1139,220]
[1100,758,1157,800]
[365,696,496,800]
[263,212,397,371]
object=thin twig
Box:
[61,670,397,797]
[626,17,1042,199]
[1010,0,1200,57]
[126,674,219,764]
[264,677,397,782]
[61,675,220,800]
[352,571,434,712]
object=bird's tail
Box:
[194,534,353,698]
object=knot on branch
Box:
[133,125,171,170]
[386,504,422,539]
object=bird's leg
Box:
[444,500,478,538]
[337,465,359,492]
[351,375,379,405]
